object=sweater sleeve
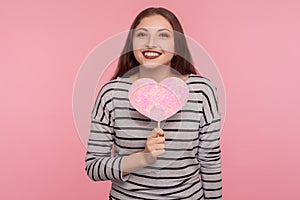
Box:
[198,79,222,199]
[85,84,129,182]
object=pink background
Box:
[1,0,300,199]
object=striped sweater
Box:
[85,74,222,200]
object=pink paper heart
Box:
[128,77,189,122]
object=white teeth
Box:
[144,52,160,57]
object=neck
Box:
[137,65,172,82]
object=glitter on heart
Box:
[128,77,189,127]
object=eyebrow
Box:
[135,28,173,33]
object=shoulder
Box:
[187,74,218,92]
[98,77,131,95]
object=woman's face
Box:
[132,14,175,68]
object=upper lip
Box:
[142,50,162,54]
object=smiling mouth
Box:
[142,50,162,59]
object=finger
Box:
[149,128,164,138]
[157,128,163,133]
[154,143,165,150]
[153,127,164,135]
[153,128,163,133]
[149,129,159,138]
[157,130,164,137]
[153,136,165,144]
[147,137,164,148]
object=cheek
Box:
[160,40,175,53]
[132,39,145,63]
[133,50,145,65]
[133,39,145,51]
[133,50,140,60]
[163,52,175,61]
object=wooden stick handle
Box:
[157,121,160,129]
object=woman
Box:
[85,7,222,199]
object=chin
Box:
[140,63,170,69]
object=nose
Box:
[145,34,157,48]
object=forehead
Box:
[135,15,173,30]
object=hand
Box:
[142,128,165,165]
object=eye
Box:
[136,32,147,37]
[159,33,170,38]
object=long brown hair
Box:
[110,7,198,80]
